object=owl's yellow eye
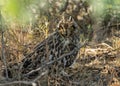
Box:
[57,17,77,37]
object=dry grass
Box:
[1,34,120,86]
[0,13,120,86]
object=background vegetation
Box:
[0,0,120,86]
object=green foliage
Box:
[0,0,35,24]
[90,0,120,18]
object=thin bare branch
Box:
[33,70,48,82]
[0,81,36,86]
[0,10,8,80]
[23,42,86,77]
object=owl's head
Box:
[57,16,80,37]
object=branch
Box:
[0,71,48,86]
[0,10,8,79]
[33,70,48,82]
[23,47,79,77]
[22,42,87,77]
[0,81,36,86]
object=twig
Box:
[23,42,86,77]
[0,81,36,86]
[23,48,76,77]
[33,70,48,82]
[0,70,48,86]
[0,10,8,79]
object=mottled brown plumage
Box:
[21,16,81,79]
